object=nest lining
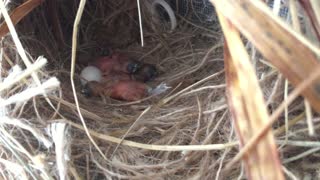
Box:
[0,0,318,179]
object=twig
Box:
[304,99,314,136]
[69,0,106,159]
[277,140,320,147]
[282,166,299,180]
[161,70,224,104]
[283,147,320,164]
[111,106,151,156]
[136,0,144,47]
[283,79,289,146]
[273,112,305,136]
[58,119,238,151]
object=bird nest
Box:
[1,0,319,179]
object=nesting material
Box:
[48,122,70,180]
[0,0,319,179]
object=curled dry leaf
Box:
[0,0,43,38]
[210,0,320,112]
[218,11,284,179]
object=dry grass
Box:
[0,0,319,179]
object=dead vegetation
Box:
[0,0,319,179]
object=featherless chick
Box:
[82,80,150,101]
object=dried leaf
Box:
[210,0,320,112]
[0,0,43,38]
[218,11,284,180]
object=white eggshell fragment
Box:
[80,66,102,85]
[148,82,171,95]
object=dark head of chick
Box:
[81,82,96,97]
[134,64,157,82]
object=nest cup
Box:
[0,0,317,179]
